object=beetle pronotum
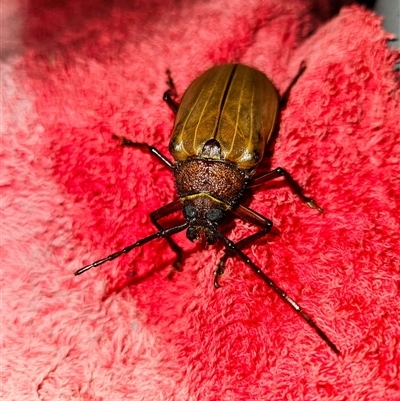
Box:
[75,64,339,354]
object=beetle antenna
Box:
[216,232,340,355]
[75,222,189,276]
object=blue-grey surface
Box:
[375,0,400,49]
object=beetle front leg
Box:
[112,135,174,170]
[149,199,185,277]
[215,205,273,288]
[249,167,324,212]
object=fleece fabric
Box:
[1,0,399,400]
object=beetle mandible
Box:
[75,64,339,354]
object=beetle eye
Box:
[206,208,225,224]
[183,205,198,219]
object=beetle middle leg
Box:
[249,167,324,212]
[149,199,185,277]
[214,204,273,288]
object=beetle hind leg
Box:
[279,62,306,109]
[163,69,180,114]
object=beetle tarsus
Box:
[213,266,224,288]
[163,69,179,113]
[166,69,178,97]
[112,134,133,146]
[167,260,183,280]
[112,134,148,149]
[173,260,183,272]
[279,62,306,109]
[213,278,222,289]
[163,90,179,114]
[305,198,324,213]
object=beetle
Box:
[75,64,339,354]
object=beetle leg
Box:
[214,205,273,288]
[112,134,175,169]
[149,199,185,277]
[163,69,179,114]
[249,167,324,212]
[163,91,179,114]
[279,62,306,109]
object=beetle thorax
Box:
[174,158,247,207]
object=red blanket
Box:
[2,0,399,399]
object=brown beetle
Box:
[75,64,339,354]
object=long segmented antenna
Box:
[75,223,339,354]
[216,232,340,355]
[75,222,189,275]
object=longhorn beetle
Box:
[75,64,339,354]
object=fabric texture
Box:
[1,0,399,400]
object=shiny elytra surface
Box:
[169,64,279,170]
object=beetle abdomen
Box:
[169,64,279,170]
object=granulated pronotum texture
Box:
[2,1,399,400]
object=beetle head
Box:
[182,195,227,244]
